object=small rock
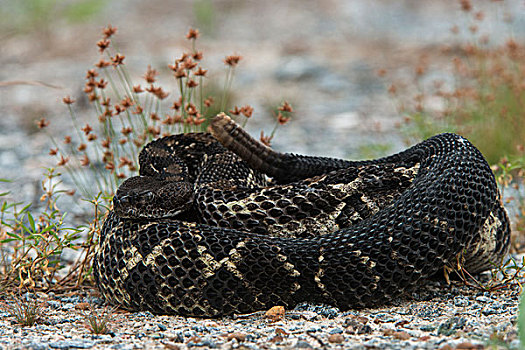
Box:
[75,302,90,310]
[227,332,246,342]
[439,345,453,350]
[392,331,411,340]
[437,317,466,336]
[49,340,94,349]
[164,342,180,350]
[269,335,284,343]
[475,296,491,303]
[186,336,201,344]
[294,340,313,349]
[327,334,344,343]
[265,306,285,322]
[329,328,343,334]
[455,342,483,350]
[275,328,289,336]
[383,329,410,340]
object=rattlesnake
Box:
[93,114,510,317]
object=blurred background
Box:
[1,0,525,216]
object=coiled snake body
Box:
[94,115,510,317]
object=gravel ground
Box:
[1,1,525,349]
[0,279,520,350]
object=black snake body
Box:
[93,115,510,317]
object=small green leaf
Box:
[27,212,36,232]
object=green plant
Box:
[1,294,46,327]
[0,169,84,290]
[386,2,525,164]
[81,305,115,334]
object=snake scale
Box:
[93,114,510,317]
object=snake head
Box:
[113,175,194,219]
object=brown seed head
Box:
[97,39,110,53]
[63,136,72,144]
[37,117,50,129]
[88,93,98,102]
[134,105,144,115]
[172,98,182,111]
[95,59,111,68]
[57,155,70,166]
[183,59,197,70]
[506,39,518,53]
[114,104,123,115]
[133,84,144,93]
[97,79,108,89]
[111,53,125,66]
[103,24,117,38]
[459,0,472,12]
[150,112,161,121]
[186,28,200,40]
[186,79,198,88]
[193,51,203,61]
[278,101,293,113]
[49,148,58,156]
[162,115,174,125]
[86,69,98,79]
[120,96,134,108]
[474,11,485,21]
[388,84,397,95]
[143,65,158,83]
[147,125,160,137]
[87,133,98,141]
[229,106,242,115]
[77,143,87,151]
[186,103,198,116]
[105,161,115,171]
[119,157,133,168]
[277,112,290,125]
[194,115,206,125]
[204,97,214,107]
[146,85,169,100]
[80,155,90,166]
[62,96,76,105]
[174,67,187,79]
[101,138,111,148]
[121,126,133,135]
[241,105,254,118]
[119,138,127,145]
[260,131,272,147]
[224,55,242,67]
[168,61,179,72]
[194,67,208,76]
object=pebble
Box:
[327,333,344,343]
[48,340,95,349]
[293,340,314,349]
